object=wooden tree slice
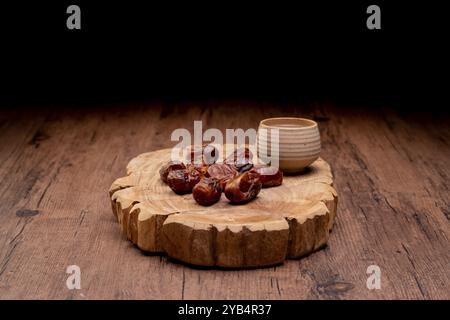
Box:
[163,209,290,268]
[109,147,338,268]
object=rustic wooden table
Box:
[0,102,448,299]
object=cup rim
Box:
[259,117,318,130]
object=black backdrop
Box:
[0,1,447,109]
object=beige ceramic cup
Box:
[257,117,321,174]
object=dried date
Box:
[161,146,280,206]
[167,169,201,194]
[224,170,262,204]
[254,166,283,187]
[192,178,222,206]
[187,163,209,177]
[225,147,254,172]
[159,161,186,183]
[207,163,238,190]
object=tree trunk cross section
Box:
[110,148,338,268]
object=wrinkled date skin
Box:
[254,166,283,187]
[235,161,253,173]
[187,163,209,177]
[159,161,186,184]
[225,147,254,173]
[187,144,219,165]
[224,170,262,204]
[192,178,222,206]
[167,169,201,194]
[207,163,238,190]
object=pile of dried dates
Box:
[159,145,283,206]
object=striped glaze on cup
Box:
[257,117,321,174]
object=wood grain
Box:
[0,103,448,299]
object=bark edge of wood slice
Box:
[109,147,338,268]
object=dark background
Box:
[0,1,447,109]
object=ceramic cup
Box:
[257,117,321,174]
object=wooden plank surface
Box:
[0,102,448,299]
